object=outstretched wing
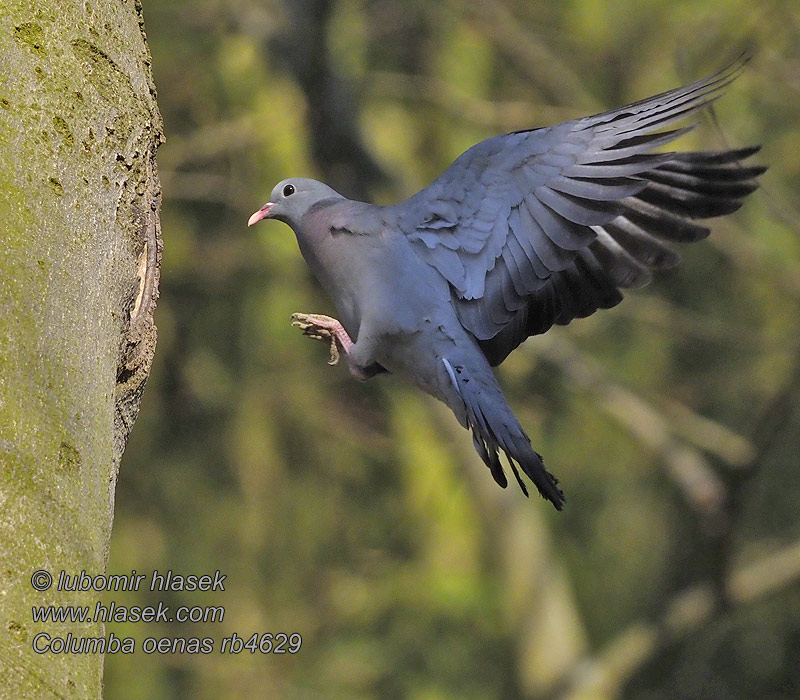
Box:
[395,59,764,365]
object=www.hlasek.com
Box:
[29,569,301,655]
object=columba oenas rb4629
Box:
[248,60,764,510]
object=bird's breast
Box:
[296,215,454,343]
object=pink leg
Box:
[290,313,354,365]
[291,313,386,381]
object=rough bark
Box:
[0,0,162,697]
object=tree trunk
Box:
[0,1,162,697]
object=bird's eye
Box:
[283,184,296,197]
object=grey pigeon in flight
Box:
[248,59,764,509]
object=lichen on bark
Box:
[0,1,163,697]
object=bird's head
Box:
[248,178,343,229]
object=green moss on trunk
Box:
[0,1,163,697]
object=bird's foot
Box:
[291,313,353,366]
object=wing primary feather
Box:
[497,260,529,312]
[585,126,695,161]
[622,196,711,241]
[597,126,696,154]
[522,192,596,251]
[508,206,554,279]
[635,180,745,218]
[644,167,760,198]
[549,175,648,201]
[666,145,763,165]
[602,218,682,268]
[589,228,653,288]
[587,58,745,130]
[535,187,621,226]
[565,153,675,177]
[610,84,731,135]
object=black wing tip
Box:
[510,461,530,497]
[532,451,566,510]
[542,476,566,511]
[485,442,566,508]
[542,482,566,510]
[671,145,765,166]
[735,144,762,159]
[718,51,751,77]
[517,450,565,510]
[725,49,753,71]
[698,51,751,89]
[509,465,566,510]
[585,52,753,138]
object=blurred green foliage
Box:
[106,1,800,698]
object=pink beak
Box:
[248,203,274,227]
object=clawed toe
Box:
[324,341,340,365]
[291,313,341,365]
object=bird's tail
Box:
[442,358,565,510]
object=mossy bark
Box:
[0,1,162,697]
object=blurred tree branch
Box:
[710,225,800,302]
[528,332,754,516]
[608,293,760,345]
[552,537,800,700]
[366,70,578,131]
[547,341,800,700]
[159,116,258,168]
[429,400,589,697]
[433,323,800,700]
[464,0,601,110]
[269,0,390,200]
[160,171,234,204]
